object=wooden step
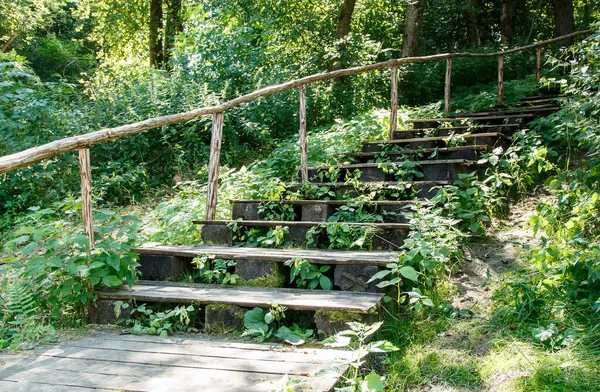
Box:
[363,132,509,146]
[135,244,399,266]
[95,280,384,314]
[345,145,488,162]
[362,132,508,153]
[229,199,414,206]
[451,106,559,118]
[392,125,519,141]
[193,219,410,230]
[231,199,412,223]
[306,159,476,171]
[408,113,534,127]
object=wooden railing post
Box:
[444,58,452,113]
[497,54,504,105]
[78,148,94,250]
[536,46,543,83]
[299,85,308,183]
[389,66,398,139]
[205,112,224,220]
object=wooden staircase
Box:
[91,95,559,338]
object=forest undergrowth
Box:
[1,25,600,392]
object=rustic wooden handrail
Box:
[0,29,593,233]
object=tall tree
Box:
[500,0,513,43]
[331,0,357,70]
[149,0,164,67]
[164,0,183,65]
[401,0,426,57]
[464,0,481,47]
[551,0,575,46]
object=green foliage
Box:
[114,302,198,337]
[242,304,313,345]
[283,257,333,290]
[1,201,140,331]
[181,254,239,285]
[321,322,398,392]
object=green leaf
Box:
[367,270,391,283]
[319,275,332,290]
[323,334,352,348]
[361,372,385,392]
[274,326,305,345]
[102,275,123,287]
[244,308,268,332]
[399,266,418,282]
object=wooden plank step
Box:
[520,93,562,101]
[394,124,519,133]
[363,132,509,145]
[346,145,489,159]
[408,113,534,124]
[95,280,384,314]
[135,244,399,266]
[452,106,558,118]
[293,180,450,187]
[306,159,476,171]
[229,199,414,206]
[193,220,410,230]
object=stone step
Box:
[195,219,410,250]
[230,199,413,223]
[345,145,488,163]
[303,159,477,182]
[392,124,519,140]
[361,132,508,152]
[409,113,533,129]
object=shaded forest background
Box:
[0,0,595,218]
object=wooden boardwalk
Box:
[0,331,353,391]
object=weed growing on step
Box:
[242,304,314,345]
[257,201,296,221]
[180,253,239,285]
[320,322,398,392]
[114,302,198,337]
[284,257,333,290]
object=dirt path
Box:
[451,192,546,316]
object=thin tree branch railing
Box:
[0,29,592,176]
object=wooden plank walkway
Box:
[0,331,354,391]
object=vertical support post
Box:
[444,58,453,113]
[206,112,224,220]
[389,66,399,140]
[536,46,543,83]
[299,85,308,183]
[78,149,94,250]
[497,54,505,105]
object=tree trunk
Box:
[500,0,513,44]
[551,0,575,46]
[464,0,480,47]
[401,0,426,57]
[331,0,357,71]
[149,0,164,67]
[164,0,183,66]
[1,32,20,53]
